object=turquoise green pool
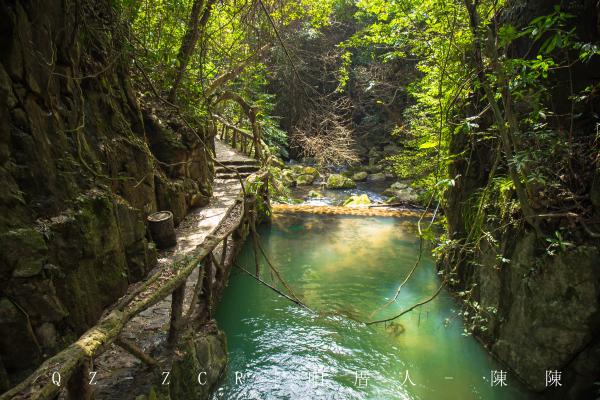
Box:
[212,214,532,399]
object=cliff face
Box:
[0,0,213,386]
[442,1,600,398]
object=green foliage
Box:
[545,230,574,256]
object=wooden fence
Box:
[213,115,264,161]
[1,172,269,400]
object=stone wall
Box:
[442,1,600,398]
[0,0,213,389]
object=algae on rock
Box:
[326,174,356,189]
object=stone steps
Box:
[214,159,259,180]
[217,160,258,167]
[215,165,259,174]
[216,172,255,180]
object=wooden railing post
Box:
[201,256,214,320]
[167,283,185,347]
[220,235,228,267]
[66,359,93,400]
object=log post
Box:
[210,252,224,288]
[200,256,214,321]
[220,235,228,267]
[167,283,185,347]
[147,211,176,249]
[66,359,93,400]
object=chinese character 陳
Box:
[354,370,369,388]
[545,370,562,387]
[400,370,416,386]
[490,370,507,387]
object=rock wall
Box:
[0,0,213,388]
[442,1,600,398]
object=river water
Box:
[212,213,532,399]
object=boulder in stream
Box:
[326,174,356,189]
[367,172,387,182]
[296,174,315,186]
[352,171,368,181]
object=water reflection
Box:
[213,214,533,400]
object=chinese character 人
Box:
[400,370,416,386]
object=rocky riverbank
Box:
[268,162,427,209]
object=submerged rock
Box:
[326,174,356,189]
[343,194,371,207]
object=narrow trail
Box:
[91,140,251,398]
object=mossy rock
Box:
[343,194,371,207]
[302,166,319,177]
[367,172,387,182]
[390,181,409,190]
[296,174,315,186]
[270,157,286,169]
[326,174,356,189]
[1,228,47,279]
[291,165,305,175]
[385,187,419,204]
[0,297,42,370]
[281,169,296,187]
[307,190,324,198]
[364,164,383,173]
[169,330,228,399]
[352,171,368,182]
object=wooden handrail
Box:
[213,115,254,140]
[1,197,248,400]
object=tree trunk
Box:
[168,0,216,102]
[148,211,177,249]
[463,0,539,232]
